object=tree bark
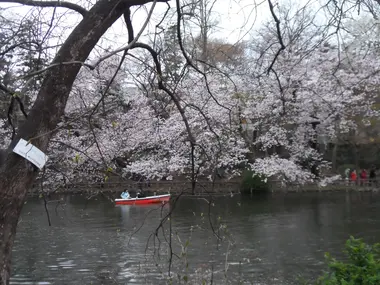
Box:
[0,0,143,283]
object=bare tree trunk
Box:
[0,0,133,283]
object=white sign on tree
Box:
[13,139,48,170]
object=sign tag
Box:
[13,139,48,170]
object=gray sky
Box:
[0,0,333,60]
[129,0,271,43]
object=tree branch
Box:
[19,0,159,80]
[21,61,93,79]
[131,42,196,145]
[7,97,16,140]
[0,0,88,16]
[89,0,158,67]
[0,83,28,140]
[132,41,200,194]
[267,0,286,74]
[1,85,29,121]
[0,41,39,57]
[123,8,134,43]
[174,0,232,116]
[50,140,102,167]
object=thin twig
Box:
[0,0,88,16]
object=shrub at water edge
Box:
[240,170,269,194]
[315,236,380,285]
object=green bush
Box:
[315,236,380,285]
[240,170,269,194]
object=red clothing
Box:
[360,170,367,180]
[351,172,357,181]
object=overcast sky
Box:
[0,0,344,60]
[129,0,271,43]
[107,0,322,47]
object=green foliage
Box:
[73,153,80,163]
[316,236,380,285]
[240,169,269,194]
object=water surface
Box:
[11,192,380,284]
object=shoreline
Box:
[27,182,380,197]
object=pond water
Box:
[11,191,380,284]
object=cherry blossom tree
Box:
[11,0,380,189]
[43,56,249,188]
[239,3,380,182]
[1,0,380,283]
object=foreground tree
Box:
[0,0,166,283]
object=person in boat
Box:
[136,190,146,198]
[120,190,130,199]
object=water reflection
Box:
[11,192,380,284]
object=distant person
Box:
[369,166,376,186]
[344,168,350,185]
[350,170,357,184]
[136,190,146,198]
[360,169,367,185]
[345,168,350,180]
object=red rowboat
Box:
[115,194,171,205]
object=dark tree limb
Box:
[271,69,286,115]
[0,83,28,140]
[0,0,88,16]
[123,8,134,43]
[131,41,199,194]
[6,98,15,140]
[267,0,286,74]
[131,42,196,145]
[4,0,163,82]
[0,41,40,57]
[174,0,231,115]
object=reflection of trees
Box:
[11,193,380,284]
[117,203,173,281]
[13,196,128,284]
[168,193,380,283]
[231,192,380,282]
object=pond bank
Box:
[29,180,242,197]
[28,179,380,196]
[271,179,380,193]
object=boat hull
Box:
[115,194,171,205]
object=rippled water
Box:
[11,192,380,284]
